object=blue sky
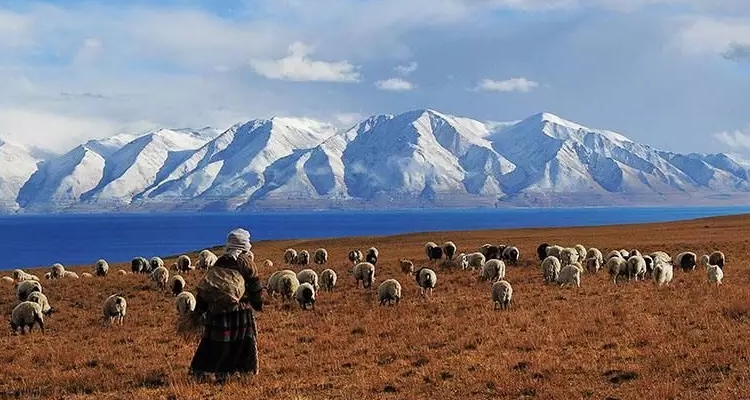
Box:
[0,0,749,154]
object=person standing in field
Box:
[187,228,264,382]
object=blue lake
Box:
[2,206,750,269]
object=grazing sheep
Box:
[262,259,274,270]
[1,276,13,284]
[606,250,622,261]
[27,292,54,316]
[62,271,79,279]
[117,269,128,276]
[295,282,316,310]
[503,246,520,265]
[585,258,601,274]
[10,301,45,335]
[707,264,724,285]
[81,273,93,278]
[415,267,437,297]
[51,263,65,279]
[176,292,196,315]
[284,249,298,265]
[480,244,502,260]
[353,262,376,289]
[13,269,39,282]
[542,256,562,284]
[176,255,194,273]
[653,261,674,287]
[102,295,127,326]
[277,273,300,301]
[466,252,486,270]
[443,241,457,260]
[320,269,337,292]
[546,245,563,259]
[197,250,218,270]
[629,249,642,259]
[537,243,550,261]
[400,259,414,274]
[674,252,697,272]
[427,243,444,261]
[314,248,329,265]
[586,248,604,265]
[132,257,149,274]
[626,256,647,281]
[650,251,671,265]
[458,253,469,270]
[425,242,439,260]
[619,249,630,259]
[709,251,725,269]
[16,280,42,301]
[95,259,109,277]
[348,249,363,264]
[491,280,513,310]
[296,250,311,266]
[560,248,579,266]
[366,247,379,265]
[480,259,506,283]
[150,266,169,290]
[44,272,52,280]
[698,254,710,268]
[607,257,627,284]
[643,255,655,278]
[573,245,587,264]
[558,264,582,288]
[169,275,186,296]
[267,270,296,297]
[296,269,320,291]
[378,279,402,306]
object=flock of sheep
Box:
[2,239,727,335]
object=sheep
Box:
[27,292,54,316]
[545,245,563,259]
[294,282,316,310]
[585,258,601,274]
[296,250,310,266]
[480,244,502,260]
[559,248,579,266]
[706,263,724,285]
[262,259,274,270]
[653,261,674,287]
[353,262,376,289]
[197,250,218,270]
[427,243,443,261]
[586,248,604,265]
[284,248,298,264]
[650,251,671,265]
[415,267,437,297]
[62,271,79,279]
[81,273,93,278]
[607,256,627,284]
[606,250,623,261]
[150,266,169,290]
[16,280,42,301]
[103,294,127,326]
[365,247,379,265]
[348,249,363,264]
[378,279,402,306]
[558,264,582,288]
[314,248,329,265]
[573,245,587,264]
[44,272,52,280]
[12,269,39,282]
[491,280,513,310]
[277,273,300,301]
[502,246,520,265]
[626,256,647,281]
[10,301,45,335]
[296,269,320,292]
[425,242,439,260]
[176,255,194,273]
[629,249,642,259]
[480,259,506,283]
[117,269,128,276]
[541,256,562,284]
[466,252,486,270]
[458,253,469,270]
[320,269,337,292]
[95,259,109,277]
[643,255,655,278]
[132,257,149,274]
[709,251,726,269]
[400,259,414,275]
[169,275,186,296]
[176,292,196,315]
[699,254,710,268]
[1,276,13,284]
[619,249,630,259]
[443,241,457,260]
[51,263,66,279]
[537,243,550,261]
[674,252,697,272]
[267,270,296,297]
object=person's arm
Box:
[245,276,263,311]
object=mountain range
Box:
[2,109,750,213]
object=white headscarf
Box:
[224,228,251,258]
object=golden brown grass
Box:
[3,214,750,399]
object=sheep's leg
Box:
[37,317,44,334]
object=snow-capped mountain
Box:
[5,109,750,213]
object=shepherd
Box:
[186,228,264,383]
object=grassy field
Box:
[2,214,750,399]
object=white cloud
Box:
[723,42,750,62]
[475,77,540,92]
[395,61,418,76]
[675,17,750,58]
[333,113,365,127]
[375,78,415,91]
[250,42,361,82]
[0,10,32,48]
[714,127,750,150]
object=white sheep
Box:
[13,269,39,282]
[458,253,469,270]
[653,261,674,287]
[558,263,582,288]
[10,301,45,334]
[466,252,486,270]
[176,255,194,273]
[81,273,93,278]
[1,276,13,284]
[278,273,300,301]
[709,251,726,269]
[197,250,218,270]
[546,245,563,259]
[320,269,337,292]
[699,254,710,268]
[314,248,329,265]
[707,264,723,285]
[378,279,402,306]
[607,256,627,284]
[443,241,457,260]
[117,269,128,276]
[50,263,66,279]
[62,271,79,279]
[585,257,601,274]
[348,249,363,264]
[27,291,54,316]
[400,259,415,274]
[629,249,642,259]
[415,267,437,297]
[284,248,298,264]
[586,248,604,265]
[605,250,622,261]
[650,251,671,265]
[95,259,109,277]
[295,250,310,266]
[559,248,579,266]
[674,252,697,272]
[103,294,127,326]
[294,282,316,310]
[267,270,295,297]
[176,292,197,315]
[16,280,42,301]
[262,259,274,270]
[296,269,320,292]
[626,256,647,281]
[353,262,376,288]
[150,266,169,290]
[541,256,561,284]
[169,274,186,296]
[573,245,587,264]
[503,246,520,265]
[366,247,379,265]
[44,272,52,280]
[491,280,513,310]
[480,259,506,282]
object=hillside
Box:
[2,214,750,399]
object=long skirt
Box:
[189,308,258,375]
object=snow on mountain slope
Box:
[0,140,40,211]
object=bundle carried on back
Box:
[197,266,246,314]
